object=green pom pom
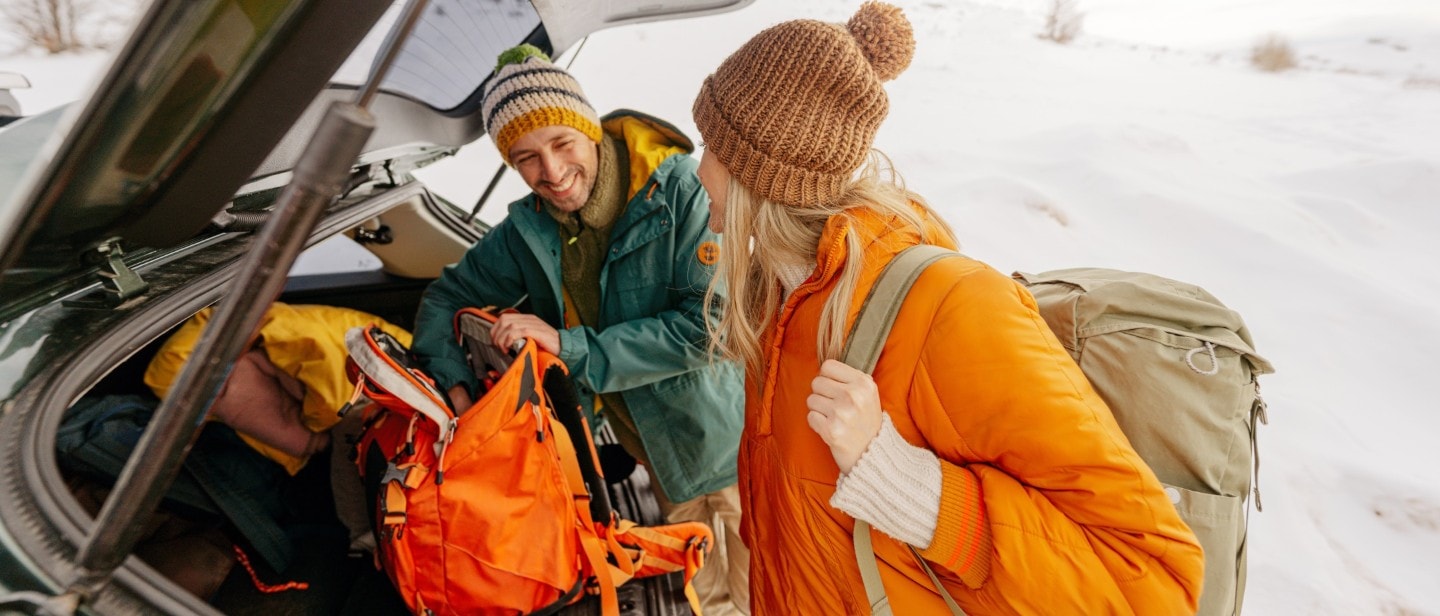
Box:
[495,44,551,71]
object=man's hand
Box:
[806,359,884,474]
[448,384,474,412]
[490,313,561,355]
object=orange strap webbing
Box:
[613,519,713,615]
[550,413,627,615]
[543,354,711,616]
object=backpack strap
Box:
[843,245,955,372]
[840,244,967,616]
[550,411,627,616]
[611,519,713,615]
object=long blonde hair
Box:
[703,151,956,374]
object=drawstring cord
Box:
[1185,341,1220,375]
[233,545,309,593]
[435,419,456,485]
[337,375,367,417]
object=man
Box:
[411,45,748,615]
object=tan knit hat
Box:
[480,44,602,165]
[692,2,915,208]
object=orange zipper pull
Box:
[337,375,367,417]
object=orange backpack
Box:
[345,307,712,615]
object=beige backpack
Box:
[849,247,1274,616]
[1014,268,1274,616]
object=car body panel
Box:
[0,71,28,119]
[0,0,394,293]
[535,0,754,52]
[0,72,30,91]
[0,0,754,321]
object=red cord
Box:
[233,545,310,593]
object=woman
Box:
[691,2,1204,613]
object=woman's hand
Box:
[806,359,884,474]
[491,313,560,355]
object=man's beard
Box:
[542,167,592,212]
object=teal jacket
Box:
[412,111,742,504]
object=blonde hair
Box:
[703,151,955,374]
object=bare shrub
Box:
[1,0,121,54]
[1403,75,1440,90]
[1251,34,1298,72]
[1040,0,1085,44]
[1025,198,1071,227]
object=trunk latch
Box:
[94,238,148,302]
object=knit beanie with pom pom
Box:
[692,1,916,207]
[481,44,602,165]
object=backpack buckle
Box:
[380,481,408,530]
[379,461,426,533]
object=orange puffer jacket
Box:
[740,208,1204,615]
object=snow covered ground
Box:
[4,0,1439,613]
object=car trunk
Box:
[56,188,689,614]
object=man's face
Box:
[508,125,599,213]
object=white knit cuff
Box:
[830,413,942,548]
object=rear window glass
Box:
[331,0,542,111]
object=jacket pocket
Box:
[612,251,668,290]
[609,256,669,322]
[635,364,742,492]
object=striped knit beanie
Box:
[480,44,602,165]
[692,2,915,207]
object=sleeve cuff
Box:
[557,326,586,367]
[916,461,993,589]
[830,413,943,548]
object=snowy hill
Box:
[5,0,1439,613]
